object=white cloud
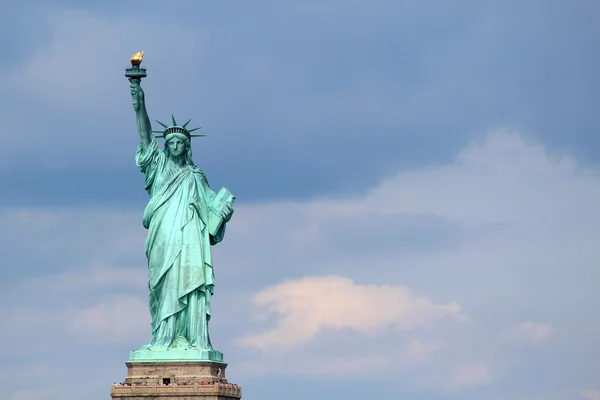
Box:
[444,363,493,391]
[222,129,600,392]
[405,339,443,364]
[0,208,144,273]
[302,130,597,227]
[413,362,494,393]
[581,390,600,400]
[30,266,147,291]
[236,275,467,351]
[1,291,149,349]
[9,389,58,400]
[67,295,150,342]
[502,322,553,344]
[0,363,48,384]
[1,130,600,397]
[0,363,57,400]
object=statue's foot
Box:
[170,336,191,349]
[189,342,213,350]
[138,343,152,350]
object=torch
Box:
[125,51,147,109]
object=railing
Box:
[111,382,242,397]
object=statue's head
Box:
[164,133,194,165]
[152,116,205,166]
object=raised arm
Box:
[130,82,153,150]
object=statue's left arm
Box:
[198,172,234,245]
[211,202,233,245]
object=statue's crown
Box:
[152,115,205,140]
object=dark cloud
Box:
[1,1,599,206]
[1,1,600,399]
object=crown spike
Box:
[153,116,206,140]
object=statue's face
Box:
[167,137,187,157]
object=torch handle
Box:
[129,78,142,109]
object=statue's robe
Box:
[136,139,226,349]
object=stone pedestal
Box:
[110,361,242,399]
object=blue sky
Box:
[0,1,599,399]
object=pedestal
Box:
[110,361,242,399]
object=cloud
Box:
[0,363,48,384]
[443,363,493,391]
[68,295,150,342]
[0,363,59,400]
[0,208,144,275]
[1,1,599,399]
[220,129,600,393]
[502,322,553,344]
[0,7,206,168]
[359,130,593,226]
[1,279,149,353]
[1,0,598,210]
[1,129,599,398]
[581,391,600,400]
[9,390,58,400]
[405,339,443,364]
[29,266,147,291]
[3,9,205,111]
[236,275,467,351]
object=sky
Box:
[0,0,599,399]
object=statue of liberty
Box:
[126,52,235,357]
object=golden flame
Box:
[130,51,144,65]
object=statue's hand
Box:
[130,82,145,111]
[221,204,234,222]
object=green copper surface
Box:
[126,60,235,361]
[129,347,223,362]
[129,348,224,362]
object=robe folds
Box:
[136,139,226,349]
